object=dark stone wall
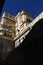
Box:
[0,19,43,65]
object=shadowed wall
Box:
[0,19,43,64]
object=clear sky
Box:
[0,0,43,18]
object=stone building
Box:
[15,10,33,36]
[0,12,15,60]
[15,10,33,47]
[0,10,33,60]
[0,12,15,39]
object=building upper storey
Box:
[15,10,33,23]
[1,12,15,22]
[0,10,33,39]
[0,12,15,32]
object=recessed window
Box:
[2,25,12,30]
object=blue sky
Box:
[0,0,43,18]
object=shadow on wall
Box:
[0,19,43,64]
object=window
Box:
[8,26,12,30]
[0,24,2,28]
[4,32,12,38]
[2,25,12,30]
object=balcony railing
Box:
[0,24,12,32]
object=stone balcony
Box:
[0,24,14,41]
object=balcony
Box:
[0,24,14,41]
[0,24,12,33]
[0,32,14,41]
